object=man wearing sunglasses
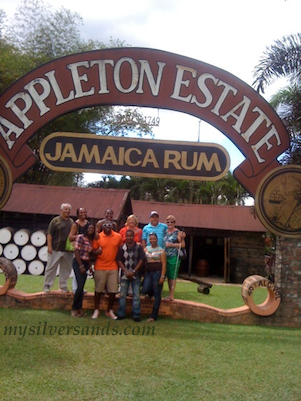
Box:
[95,209,117,233]
[92,222,122,320]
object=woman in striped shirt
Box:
[71,223,95,317]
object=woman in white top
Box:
[142,233,166,322]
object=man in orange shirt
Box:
[92,222,122,320]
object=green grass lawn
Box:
[1,275,300,400]
[1,307,300,401]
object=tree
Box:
[269,85,301,165]
[87,173,249,205]
[0,9,36,92]
[1,0,153,186]
[253,33,301,166]
[5,0,84,62]
[253,33,301,94]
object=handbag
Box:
[65,237,74,252]
[179,248,187,260]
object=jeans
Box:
[72,259,89,311]
[142,270,162,320]
[118,277,141,319]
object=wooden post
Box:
[224,237,230,282]
[188,234,193,277]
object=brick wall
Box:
[230,232,266,283]
[273,237,301,327]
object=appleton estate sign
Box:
[40,133,229,180]
[0,48,291,209]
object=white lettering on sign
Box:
[0,56,282,166]
[170,65,283,164]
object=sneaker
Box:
[133,317,141,322]
[105,310,117,320]
[91,309,99,319]
[58,288,69,293]
[71,310,80,317]
[43,285,50,293]
[117,316,125,320]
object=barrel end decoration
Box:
[0,156,13,211]
[255,165,301,238]
[0,257,18,295]
[241,275,281,316]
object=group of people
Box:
[43,204,186,322]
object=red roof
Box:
[2,184,131,220]
[1,184,266,232]
[132,200,266,232]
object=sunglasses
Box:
[166,220,175,223]
[103,223,112,228]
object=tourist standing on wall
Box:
[119,214,143,295]
[119,214,142,244]
[142,211,167,248]
[92,222,122,320]
[117,229,145,322]
[95,209,117,233]
[163,215,186,301]
[71,223,95,317]
[43,203,74,293]
[142,233,166,322]
[69,207,90,294]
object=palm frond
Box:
[253,33,301,93]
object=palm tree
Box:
[269,85,301,165]
[253,33,301,166]
[253,33,301,94]
[219,172,249,205]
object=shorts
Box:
[94,269,118,293]
[166,256,180,280]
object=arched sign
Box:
[0,47,290,209]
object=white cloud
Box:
[1,0,299,188]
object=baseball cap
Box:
[150,211,159,217]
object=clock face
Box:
[255,165,301,238]
[0,156,13,210]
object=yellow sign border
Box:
[40,132,230,181]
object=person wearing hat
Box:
[142,211,167,249]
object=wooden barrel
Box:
[38,246,48,262]
[0,227,15,244]
[0,257,18,294]
[13,229,30,246]
[12,259,27,275]
[28,260,45,275]
[31,230,47,247]
[3,243,19,260]
[21,245,37,261]
[195,259,210,277]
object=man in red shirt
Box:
[92,222,122,319]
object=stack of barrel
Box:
[0,227,47,275]
[195,259,210,277]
